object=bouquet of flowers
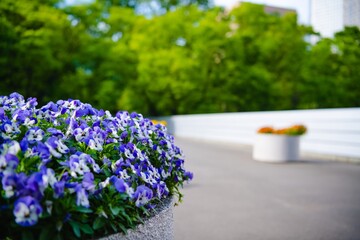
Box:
[0,92,193,240]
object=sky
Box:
[214,0,311,24]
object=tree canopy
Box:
[0,0,359,116]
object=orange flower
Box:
[257,125,307,136]
[274,129,287,134]
[285,125,307,135]
[257,126,274,134]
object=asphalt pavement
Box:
[173,138,360,240]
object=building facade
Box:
[311,0,360,37]
[343,0,360,26]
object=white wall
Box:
[159,108,360,159]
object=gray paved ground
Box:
[173,138,360,240]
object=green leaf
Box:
[110,205,121,215]
[136,214,145,224]
[109,222,118,232]
[21,231,34,240]
[118,223,128,234]
[75,206,93,213]
[69,220,81,238]
[39,227,52,240]
[103,168,111,177]
[93,217,106,230]
[54,233,63,240]
[79,223,94,235]
[122,212,133,225]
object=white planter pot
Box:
[253,134,300,162]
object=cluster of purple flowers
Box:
[0,92,193,228]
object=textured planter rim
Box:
[253,134,300,162]
[98,196,174,240]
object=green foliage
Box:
[97,0,212,12]
[0,1,359,116]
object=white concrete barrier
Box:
[158,108,360,160]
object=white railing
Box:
[159,108,360,160]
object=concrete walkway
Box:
[173,138,360,240]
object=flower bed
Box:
[0,93,193,240]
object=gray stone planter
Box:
[98,197,174,240]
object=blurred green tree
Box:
[301,27,360,108]
[0,0,79,104]
[98,0,212,12]
[0,1,359,116]
[61,4,139,111]
[333,27,360,107]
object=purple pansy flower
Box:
[154,181,169,199]
[47,128,64,138]
[133,185,153,207]
[82,172,95,192]
[23,97,38,109]
[23,117,37,127]
[45,137,69,158]
[20,172,47,200]
[110,176,127,193]
[184,171,194,181]
[0,107,5,120]
[25,127,45,144]
[54,180,65,198]
[13,196,43,226]
[4,140,21,155]
[0,154,19,175]
[120,131,128,140]
[1,121,20,138]
[2,173,18,198]
[86,138,103,151]
[98,177,110,190]
[67,154,91,177]
[75,184,90,208]
[12,109,32,123]
[33,142,51,164]
[73,127,90,142]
